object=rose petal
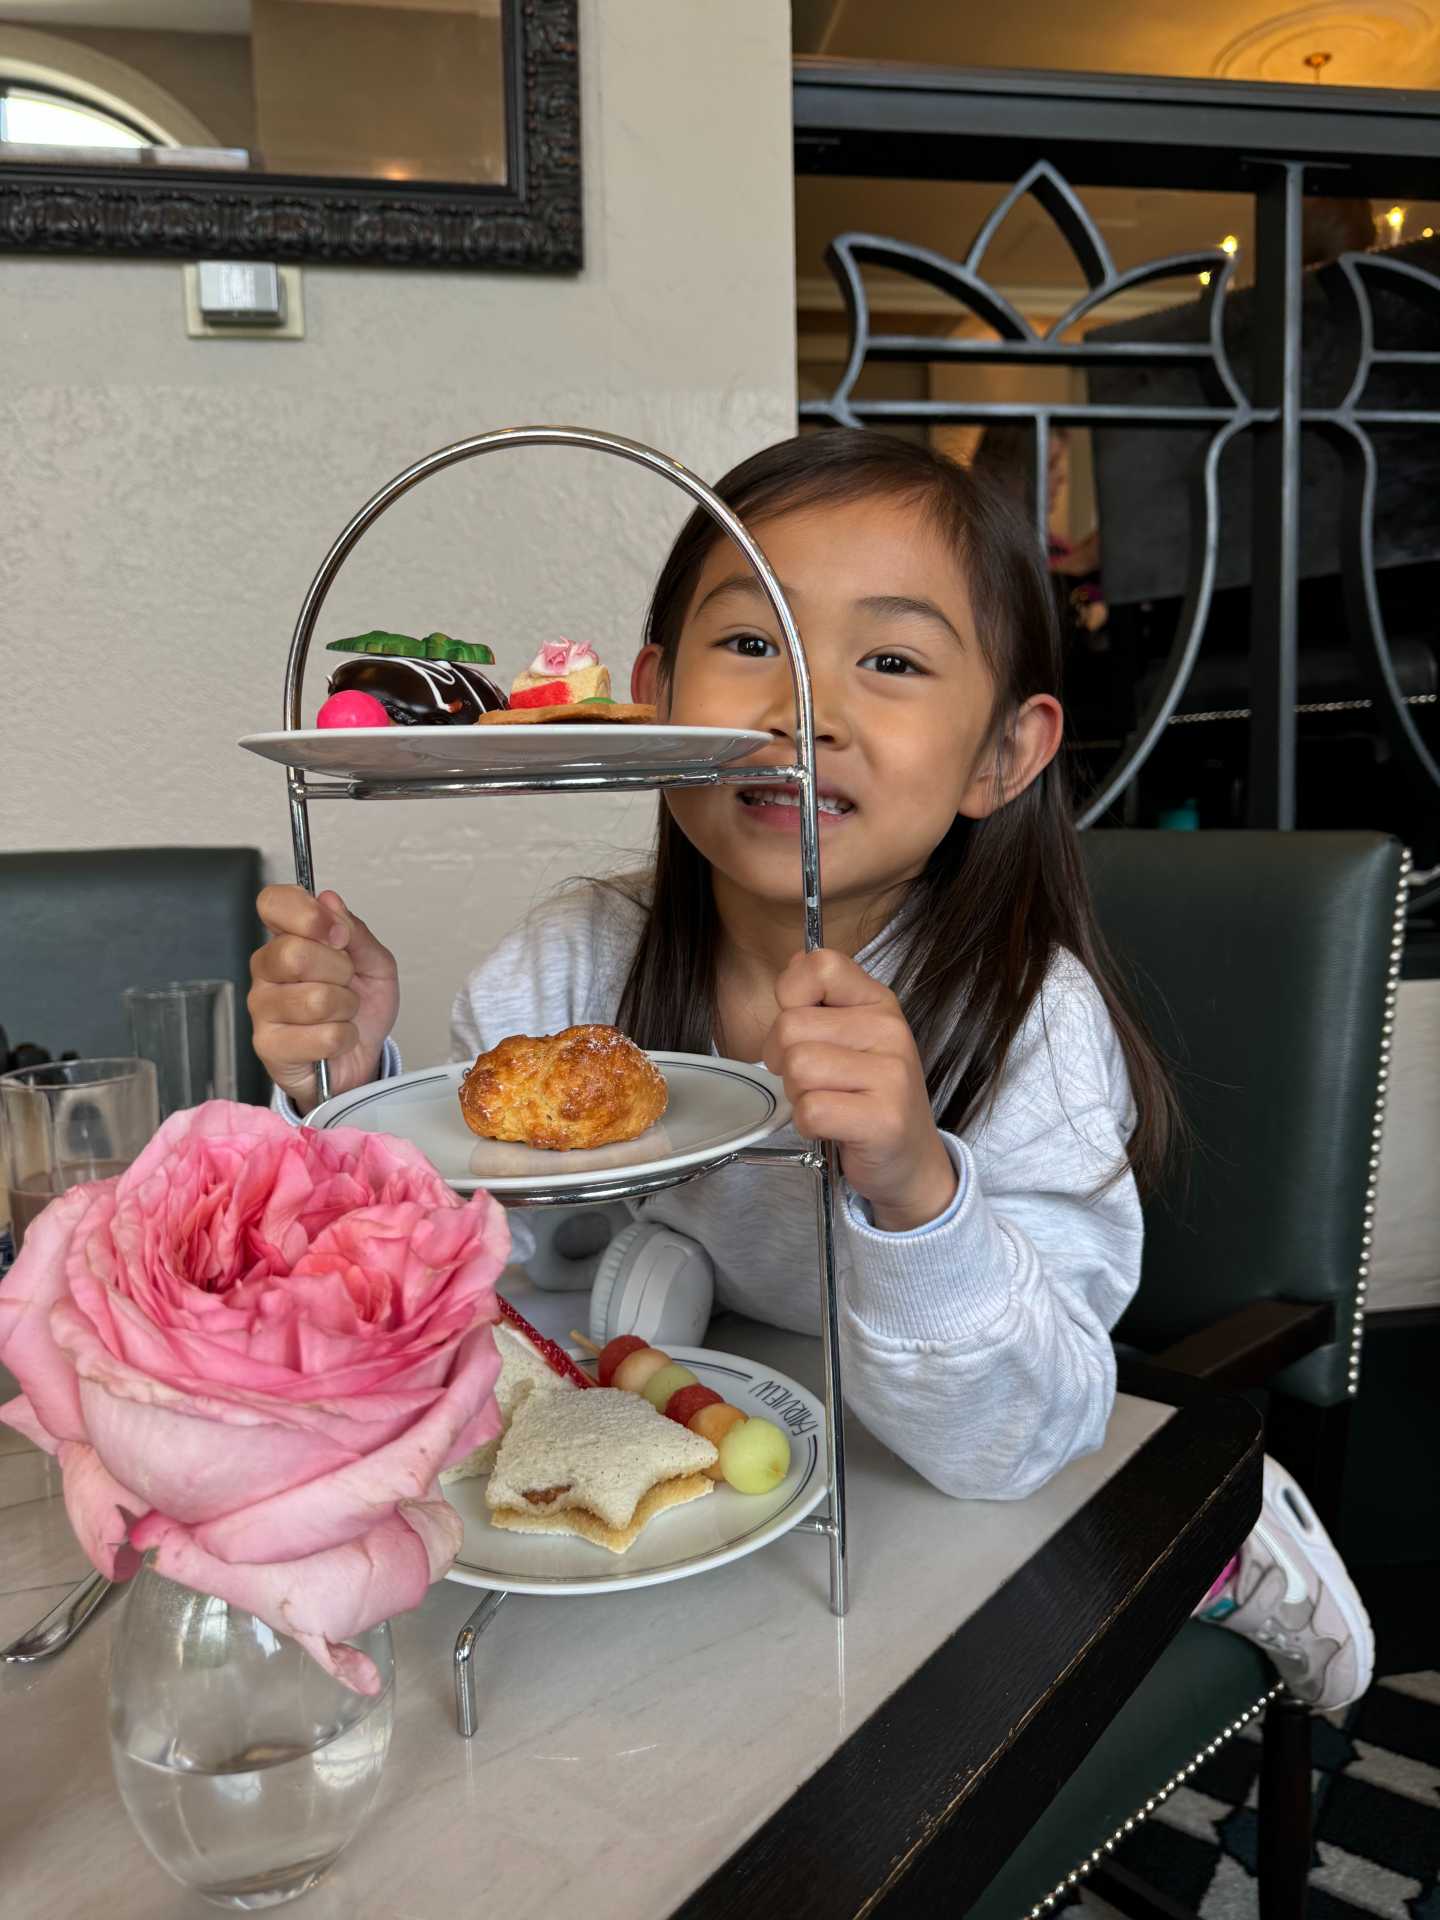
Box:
[56,1440,146,1580]
[0,1180,116,1444]
[1,1392,58,1454]
[189,1326,501,1562]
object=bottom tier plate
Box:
[442,1346,827,1595]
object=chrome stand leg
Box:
[453,1589,507,1737]
[286,770,332,1106]
[814,1148,849,1617]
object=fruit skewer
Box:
[570,1330,790,1494]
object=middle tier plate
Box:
[307,1052,792,1195]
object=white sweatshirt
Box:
[277,880,1140,1499]
[443,882,1143,1502]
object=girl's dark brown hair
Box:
[611,429,1178,1192]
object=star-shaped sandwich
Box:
[486,1385,718,1553]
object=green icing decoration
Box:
[325,631,414,658]
[325,630,495,666]
[580,696,616,704]
[420,632,495,665]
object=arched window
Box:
[0,28,218,155]
[0,81,154,151]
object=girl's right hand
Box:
[248,886,400,1114]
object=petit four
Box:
[474,639,657,726]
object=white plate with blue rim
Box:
[307,1053,791,1196]
[440,1346,828,1595]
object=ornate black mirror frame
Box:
[0,0,579,272]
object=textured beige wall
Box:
[0,0,797,1069]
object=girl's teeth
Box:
[740,788,851,816]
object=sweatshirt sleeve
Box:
[450,881,645,1061]
[834,958,1143,1501]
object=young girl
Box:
[249,430,1372,1713]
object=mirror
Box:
[0,0,580,269]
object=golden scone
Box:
[459,1024,668,1151]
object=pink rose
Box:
[0,1102,508,1692]
[532,638,598,675]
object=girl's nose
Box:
[758,654,849,750]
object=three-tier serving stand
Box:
[275,428,848,1737]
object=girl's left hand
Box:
[763,949,958,1233]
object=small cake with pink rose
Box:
[475,639,656,726]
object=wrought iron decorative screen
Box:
[794,61,1440,921]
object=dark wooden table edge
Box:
[670,1385,1264,1920]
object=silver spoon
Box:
[1,1569,113,1662]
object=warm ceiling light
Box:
[1220,235,1239,255]
[1386,206,1406,236]
[1425,227,1435,239]
[1198,270,1212,285]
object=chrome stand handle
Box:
[278,426,851,1752]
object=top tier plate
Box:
[239,723,770,782]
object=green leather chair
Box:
[0,848,267,1106]
[968,831,1409,1920]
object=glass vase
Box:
[108,1561,394,1910]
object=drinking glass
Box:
[0,1058,160,1253]
[124,980,237,1120]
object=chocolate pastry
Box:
[324,631,507,727]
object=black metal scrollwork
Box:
[801,160,1440,863]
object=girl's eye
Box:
[721,632,779,659]
[861,651,922,676]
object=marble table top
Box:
[2,1292,1177,1920]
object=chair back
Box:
[1081,831,1406,1407]
[0,848,266,1105]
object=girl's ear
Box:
[957,693,1064,819]
[632,644,665,710]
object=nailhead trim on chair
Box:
[1348,845,1412,1398]
[1023,1685,1284,1916]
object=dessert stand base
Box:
[451,1513,839,1737]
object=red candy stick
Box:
[496,1295,592,1389]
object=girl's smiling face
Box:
[633,493,1062,921]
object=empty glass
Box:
[0,1057,160,1253]
[124,980,237,1120]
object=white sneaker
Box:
[1197,1455,1374,1713]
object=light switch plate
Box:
[184,264,305,340]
